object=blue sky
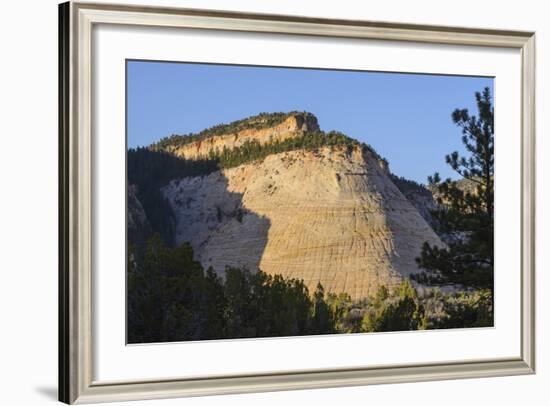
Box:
[127,60,493,184]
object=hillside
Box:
[129,112,445,300]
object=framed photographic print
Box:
[59,1,536,404]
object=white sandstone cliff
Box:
[162,145,444,300]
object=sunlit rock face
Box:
[163,144,444,300]
[161,113,320,160]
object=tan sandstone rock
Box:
[161,113,320,160]
[162,146,444,300]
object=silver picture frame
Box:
[59,1,536,403]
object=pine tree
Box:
[310,283,333,334]
[415,87,494,291]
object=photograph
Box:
[52,2,538,403]
[0,0,541,404]
[126,61,495,344]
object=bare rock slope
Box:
[160,114,443,299]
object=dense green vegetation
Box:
[415,87,494,295]
[211,130,377,169]
[153,111,312,150]
[128,236,493,343]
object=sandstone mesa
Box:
[132,112,446,300]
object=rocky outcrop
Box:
[163,146,444,300]
[161,113,320,160]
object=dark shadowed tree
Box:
[415,87,494,292]
[223,266,256,338]
[310,283,334,334]
[127,235,225,343]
